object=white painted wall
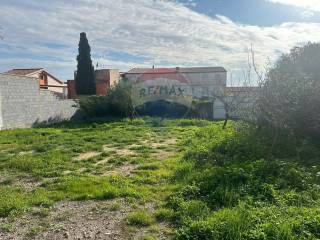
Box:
[213,98,226,120]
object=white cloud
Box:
[267,0,320,12]
[1,0,320,82]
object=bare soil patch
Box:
[36,200,130,240]
[12,178,43,192]
[1,200,131,240]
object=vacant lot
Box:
[1,117,319,240]
[0,117,208,239]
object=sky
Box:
[1,0,320,83]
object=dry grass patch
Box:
[74,152,101,161]
[101,164,137,177]
[151,151,176,161]
[18,150,35,156]
[103,144,137,157]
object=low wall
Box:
[0,73,79,130]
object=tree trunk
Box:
[222,112,229,129]
[268,125,278,159]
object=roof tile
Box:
[126,67,226,74]
[4,68,43,76]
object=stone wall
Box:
[0,73,79,130]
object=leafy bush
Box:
[256,42,320,141]
[79,84,133,118]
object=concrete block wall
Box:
[0,73,79,130]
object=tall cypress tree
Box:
[75,32,96,95]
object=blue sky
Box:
[178,0,320,26]
[1,0,320,83]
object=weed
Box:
[0,187,28,217]
[155,208,174,222]
[126,209,153,227]
[0,223,12,232]
[26,225,46,238]
[2,118,318,239]
[142,235,157,240]
[109,202,121,211]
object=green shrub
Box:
[256,43,320,141]
[79,85,133,118]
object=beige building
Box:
[122,67,227,96]
[4,68,67,98]
[121,67,228,119]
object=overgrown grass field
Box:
[0,117,319,239]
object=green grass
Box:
[166,122,320,240]
[126,209,153,226]
[142,235,157,240]
[51,175,142,200]
[155,208,175,222]
[109,202,121,211]
[1,117,319,239]
[0,117,204,227]
[0,187,28,217]
[0,186,52,217]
